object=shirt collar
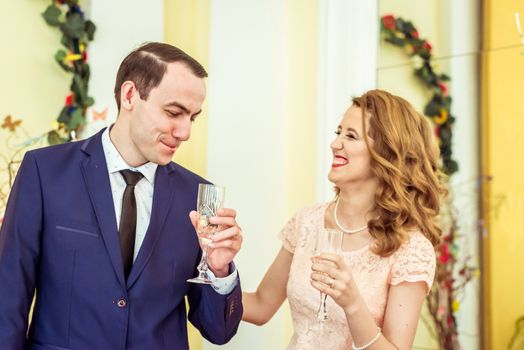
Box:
[101,126,158,184]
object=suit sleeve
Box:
[0,152,43,349]
[186,269,243,345]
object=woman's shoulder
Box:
[393,231,436,258]
[389,230,437,290]
[407,230,434,243]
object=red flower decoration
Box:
[438,82,448,95]
[411,30,419,39]
[82,50,87,62]
[382,15,396,30]
[65,94,74,107]
[422,41,432,52]
[439,243,452,264]
[447,314,454,327]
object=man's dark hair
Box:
[114,42,208,110]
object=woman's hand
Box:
[310,253,358,309]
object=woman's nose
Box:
[330,136,342,150]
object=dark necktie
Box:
[119,169,144,279]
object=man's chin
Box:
[156,157,172,166]
[153,146,178,165]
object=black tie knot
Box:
[120,170,143,186]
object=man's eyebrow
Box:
[164,101,190,113]
[164,101,202,116]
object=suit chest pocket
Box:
[55,224,99,238]
[46,220,102,252]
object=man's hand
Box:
[189,208,243,277]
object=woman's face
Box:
[328,105,375,188]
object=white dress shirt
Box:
[101,127,237,293]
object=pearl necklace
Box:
[333,199,368,234]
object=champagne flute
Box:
[187,184,225,284]
[308,228,343,332]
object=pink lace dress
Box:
[278,203,436,350]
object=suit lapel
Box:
[127,164,177,288]
[80,131,126,290]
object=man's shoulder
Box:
[28,139,82,156]
[26,131,100,161]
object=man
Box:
[0,42,243,349]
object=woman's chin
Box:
[327,171,340,185]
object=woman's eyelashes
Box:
[334,130,358,140]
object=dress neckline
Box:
[320,201,372,254]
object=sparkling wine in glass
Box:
[187,184,225,284]
[308,228,343,332]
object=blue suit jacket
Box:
[0,130,242,350]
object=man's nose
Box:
[173,117,191,141]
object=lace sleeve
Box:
[390,232,436,293]
[278,211,300,253]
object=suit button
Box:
[116,298,127,308]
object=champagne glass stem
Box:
[196,243,210,278]
[316,292,328,322]
[316,292,323,314]
[322,293,328,319]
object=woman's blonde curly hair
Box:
[343,89,447,257]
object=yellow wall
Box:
[282,0,319,344]
[285,1,318,229]
[0,2,69,143]
[482,0,524,348]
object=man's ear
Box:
[120,81,139,110]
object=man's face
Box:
[129,62,206,165]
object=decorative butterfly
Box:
[92,107,108,121]
[2,115,22,132]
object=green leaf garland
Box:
[42,0,96,144]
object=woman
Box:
[242,90,446,349]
